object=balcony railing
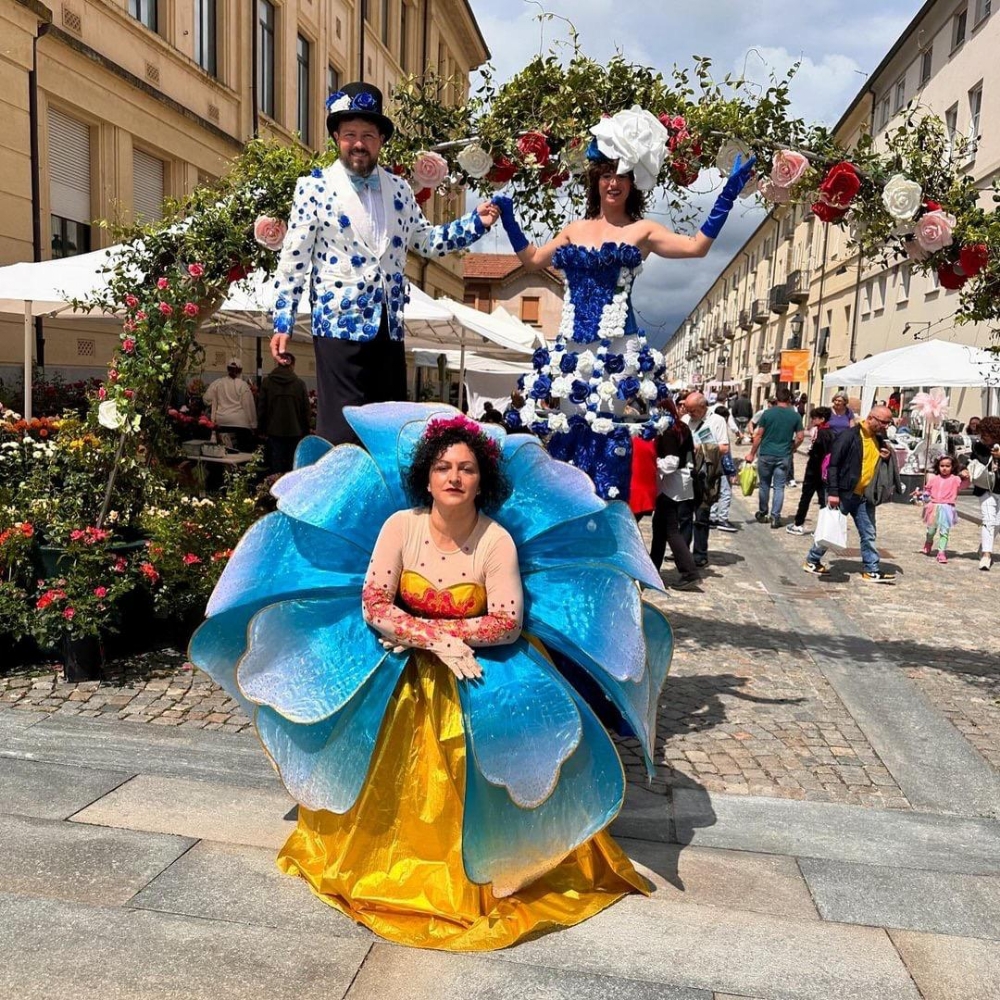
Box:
[738,309,752,330]
[723,323,735,340]
[750,299,768,324]
[786,269,810,303]
[769,283,789,314]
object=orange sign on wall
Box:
[780,350,810,383]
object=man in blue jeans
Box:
[744,387,803,528]
[804,404,898,583]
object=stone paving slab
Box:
[0,892,371,1000]
[130,839,369,939]
[674,789,1000,875]
[0,757,132,820]
[0,813,194,906]
[798,858,1000,940]
[889,928,1000,999]
[620,838,819,921]
[345,945,709,1000]
[491,894,921,1000]
[70,773,296,849]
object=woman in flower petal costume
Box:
[189,402,672,950]
[493,107,755,501]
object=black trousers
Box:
[650,495,698,577]
[264,435,302,475]
[313,312,407,445]
[794,471,827,527]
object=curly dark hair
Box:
[932,453,957,475]
[977,415,1000,443]
[404,423,511,513]
[585,160,646,221]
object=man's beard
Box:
[348,150,375,176]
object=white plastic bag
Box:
[814,506,849,549]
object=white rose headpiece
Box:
[589,107,669,191]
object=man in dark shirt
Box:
[257,353,311,475]
[745,386,804,528]
[731,391,753,444]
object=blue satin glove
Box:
[700,153,757,240]
[491,195,529,253]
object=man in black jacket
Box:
[803,405,898,583]
[258,353,311,475]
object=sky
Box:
[464,0,923,346]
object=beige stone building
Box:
[665,0,999,422]
[0,0,488,398]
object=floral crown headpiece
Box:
[325,90,378,114]
[422,415,501,463]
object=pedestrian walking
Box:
[650,415,701,590]
[257,352,311,475]
[828,392,856,437]
[959,414,1000,570]
[710,406,738,532]
[745,387,804,528]
[786,406,833,534]
[730,391,753,444]
[804,405,901,582]
[682,392,729,560]
[919,454,960,563]
[203,359,257,452]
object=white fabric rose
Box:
[456,142,494,179]
[597,380,617,400]
[327,95,351,114]
[576,350,596,378]
[547,412,569,434]
[770,150,809,189]
[716,140,757,198]
[585,411,597,424]
[639,379,659,401]
[98,400,125,430]
[915,209,956,253]
[607,486,620,498]
[550,375,572,398]
[881,174,923,222]
[589,106,669,191]
[592,417,615,434]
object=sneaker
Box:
[936,551,948,564]
[861,571,896,584]
[921,540,933,556]
[981,554,992,571]
[694,558,709,568]
[715,521,738,533]
[672,574,700,591]
[787,479,799,488]
[786,523,805,535]
[803,562,830,575]
[754,511,768,523]
[770,516,782,529]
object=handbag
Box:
[967,458,996,491]
[738,461,758,497]
[814,506,849,549]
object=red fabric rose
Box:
[516,131,551,166]
[937,262,968,290]
[487,155,517,185]
[959,243,989,277]
[669,159,700,187]
[924,199,941,212]
[811,200,848,224]
[415,187,433,206]
[817,161,861,209]
[226,263,249,284]
[540,166,569,188]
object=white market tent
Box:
[0,248,544,414]
[823,339,1000,416]
[411,348,532,417]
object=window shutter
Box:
[48,108,91,223]
[133,148,165,222]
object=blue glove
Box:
[491,195,529,253]
[700,153,757,240]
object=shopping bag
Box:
[738,461,758,497]
[814,506,849,549]
[966,459,996,492]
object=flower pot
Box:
[62,634,104,682]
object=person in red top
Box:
[920,454,961,563]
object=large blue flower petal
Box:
[458,639,582,809]
[206,512,360,618]
[462,668,624,896]
[271,444,393,553]
[188,606,263,717]
[519,503,664,590]
[293,435,333,469]
[237,597,389,724]
[255,650,407,814]
[493,439,605,546]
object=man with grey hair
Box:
[804,404,901,583]
[682,391,730,563]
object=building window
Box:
[297,35,311,144]
[894,77,906,113]
[194,0,217,77]
[400,2,409,71]
[133,147,165,222]
[944,103,958,162]
[48,108,92,258]
[257,0,276,119]
[967,83,983,163]
[877,95,890,131]
[520,297,541,326]
[897,264,911,303]
[919,48,933,86]
[381,0,390,46]
[327,63,340,98]
[975,0,991,26]
[128,0,157,32]
[953,7,968,49]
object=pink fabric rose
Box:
[758,176,790,204]
[770,150,809,189]
[156,277,169,290]
[915,209,956,253]
[411,151,449,191]
[183,302,199,318]
[122,338,136,353]
[253,216,288,251]
[158,302,173,316]
[187,263,205,278]
[124,294,139,308]
[94,586,107,598]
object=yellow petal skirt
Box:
[276,655,648,951]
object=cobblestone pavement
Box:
[2,448,997,810]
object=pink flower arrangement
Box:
[93,586,108,598]
[122,338,136,353]
[156,277,169,290]
[125,294,139,308]
[62,607,76,620]
[159,302,173,317]
[411,150,450,191]
[253,216,288,251]
[915,209,956,253]
[187,262,205,278]
[770,150,809,189]
[97,386,107,400]
[183,302,199,318]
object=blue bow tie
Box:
[349,171,381,194]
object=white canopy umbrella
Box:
[411,348,532,417]
[823,339,1000,415]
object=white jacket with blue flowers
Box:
[270,159,486,342]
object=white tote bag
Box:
[814,506,849,549]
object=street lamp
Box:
[789,312,804,349]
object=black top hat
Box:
[326,82,395,141]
